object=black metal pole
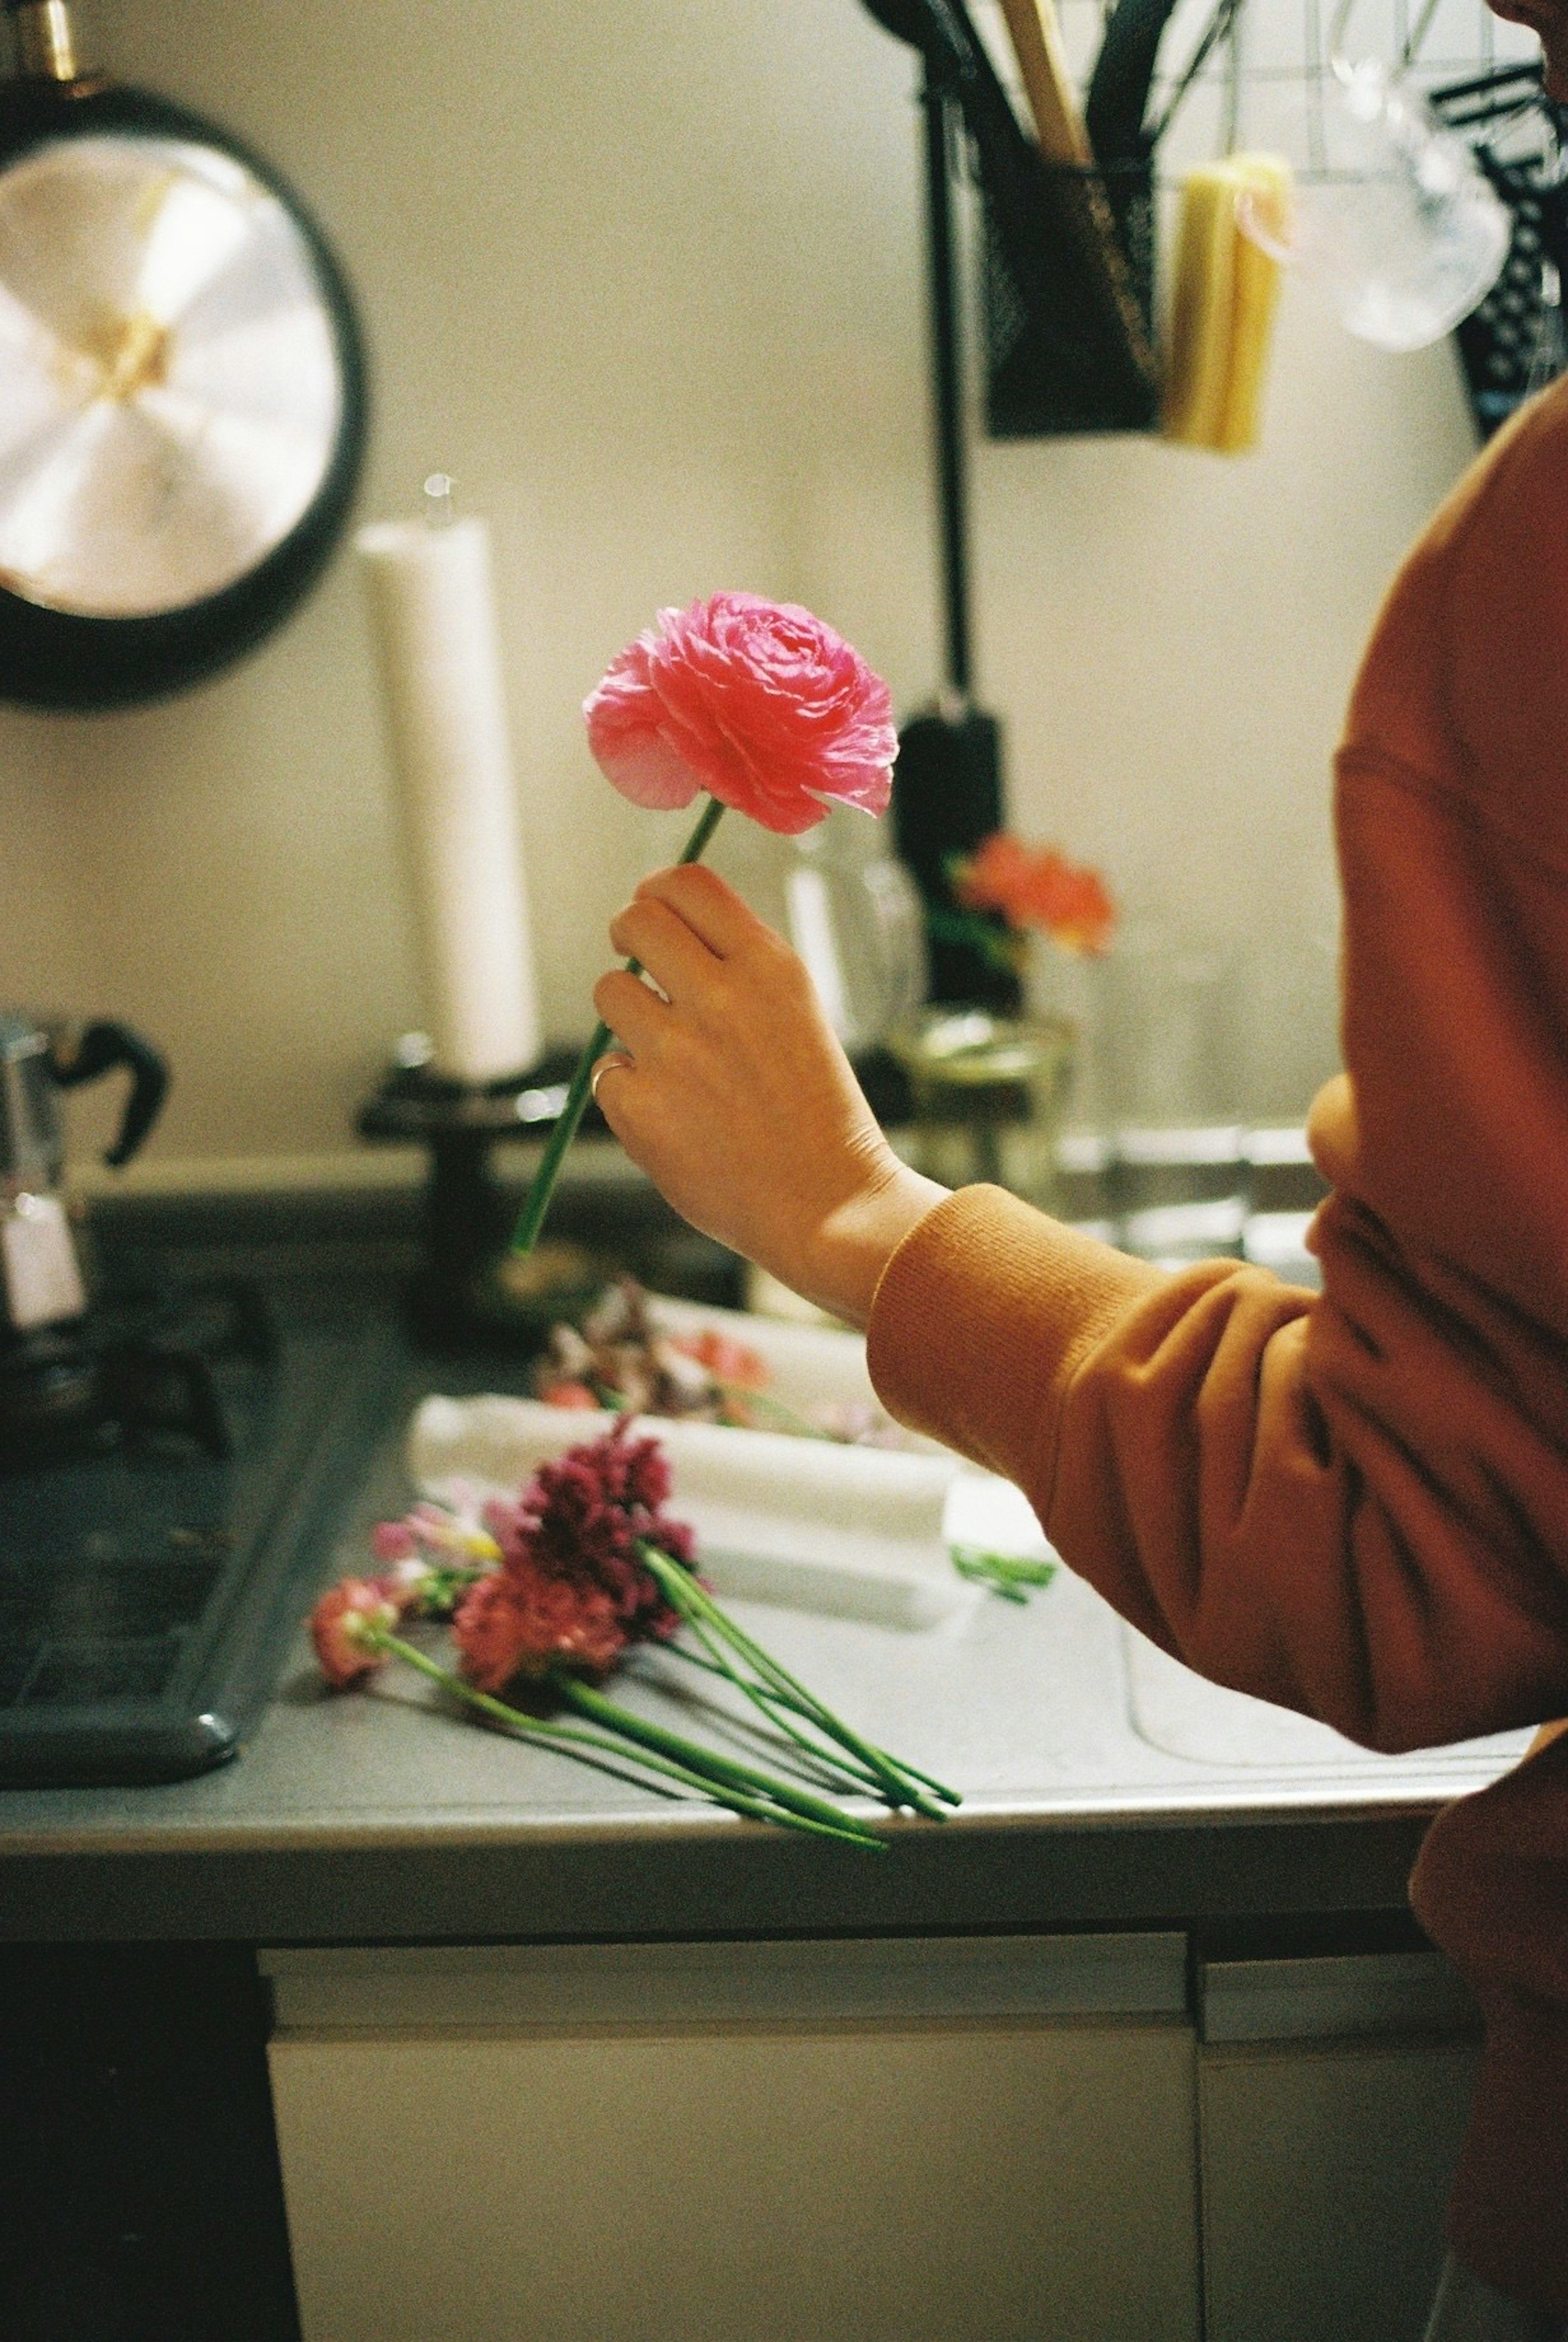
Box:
[920,61,972,701]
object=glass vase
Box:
[890,1006,1076,1212]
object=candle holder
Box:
[357,1041,615,1353]
[358,1037,921,1350]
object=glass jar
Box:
[890,1007,1076,1210]
[784,810,927,1055]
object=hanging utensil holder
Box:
[875,0,1163,437]
[982,154,1163,434]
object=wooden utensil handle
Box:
[6,0,82,84]
[997,0,1093,165]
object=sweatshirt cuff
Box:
[865,1184,1164,1494]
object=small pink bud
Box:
[311,1577,398,1688]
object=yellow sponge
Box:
[1162,154,1293,455]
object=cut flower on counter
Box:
[531,1277,913,1446]
[309,1419,958,1850]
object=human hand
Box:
[590,865,947,1328]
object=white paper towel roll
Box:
[406,1394,975,1628]
[358,512,542,1083]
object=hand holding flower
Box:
[512,593,899,1255]
[591,863,946,1328]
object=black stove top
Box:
[0,1282,397,1787]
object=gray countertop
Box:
[0,1400,1525,1946]
[0,1185,1525,1948]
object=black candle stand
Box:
[356,1050,614,1353]
[356,1041,918,1352]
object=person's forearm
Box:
[867,1182,1568,1753]
[796,1159,949,1330]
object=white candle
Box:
[357,506,542,1084]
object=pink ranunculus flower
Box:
[584,592,897,838]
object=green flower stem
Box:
[648,1553,946,1813]
[924,903,1024,977]
[510,795,727,1257]
[553,1673,885,1848]
[638,1544,960,1816]
[371,1631,882,1851]
[717,1659,960,1807]
[662,1641,919,1786]
[950,1547,1057,1603]
[591,1378,833,1445]
[711,1381,837,1441]
[662,1607,879,1795]
[648,1553,939,1812]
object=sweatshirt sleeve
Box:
[868,385,1568,1756]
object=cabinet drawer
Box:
[265,1934,1200,2342]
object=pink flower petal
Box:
[589,729,701,811]
[310,1577,398,1688]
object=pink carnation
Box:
[452,1559,628,1692]
[310,1576,399,1688]
[584,592,896,837]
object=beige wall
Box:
[0,0,1490,1168]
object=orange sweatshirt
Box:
[867,377,1568,2313]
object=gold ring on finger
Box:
[589,1051,634,1105]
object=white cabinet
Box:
[264,1934,1201,2342]
[263,1934,1483,2342]
[1196,1954,1481,2342]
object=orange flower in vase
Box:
[899,835,1117,1207]
[949,833,1117,964]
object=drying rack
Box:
[1056,0,1564,435]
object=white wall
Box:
[0,0,1492,1166]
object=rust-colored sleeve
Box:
[868,383,1568,1756]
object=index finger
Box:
[632,862,777,961]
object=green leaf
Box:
[951,1547,1057,1603]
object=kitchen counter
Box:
[0,1178,1526,1948]
[0,1177,1523,2342]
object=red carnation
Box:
[452,1560,628,1692]
[488,1418,697,1645]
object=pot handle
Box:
[50,1021,170,1166]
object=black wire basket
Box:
[1426,65,1567,437]
[982,155,1161,437]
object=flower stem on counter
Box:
[950,1547,1058,1603]
[510,794,726,1257]
[370,1628,885,1852]
[660,1641,958,1805]
[553,1674,886,1847]
[637,1542,960,1818]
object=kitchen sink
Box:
[1123,1619,1532,1780]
